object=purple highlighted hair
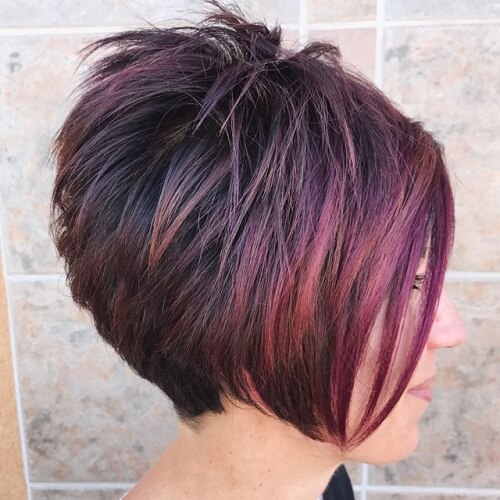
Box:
[49,1,455,449]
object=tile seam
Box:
[1,18,500,36]
[375,0,385,88]
[0,215,32,499]
[365,484,500,495]
[298,0,308,47]
[29,482,500,495]
[360,463,369,500]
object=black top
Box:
[320,464,355,500]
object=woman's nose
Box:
[427,288,467,350]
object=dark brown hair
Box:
[49,1,454,450]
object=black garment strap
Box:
[321,464,356,500]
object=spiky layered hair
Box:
[49,1,454,450]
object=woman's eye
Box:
[412,273,426,291]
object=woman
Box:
[48,2,467,499]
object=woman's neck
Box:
[125,400,344,499]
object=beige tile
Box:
[382,25,500,271]
[32,489,129,500]
[385,0,500,20]
[369,281,500,488]
[308,0,377,23]
[0,35,105,274]
[249,0,301,24]
[308,28,376,80]
[0,0,192,28]
[11,279,178,482]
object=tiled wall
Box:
[0,1,499,499]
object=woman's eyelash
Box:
[412,273,426,290]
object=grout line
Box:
[0,219,32,500]
[30,482,135,491]
[0,26,132,36]
[360,463,369,500]
[296,19,500,29]
[7,273,66,282]
[1,18,500,36]
[364,484,500,496]
[302,21,378,30]
[29,482,500,496]
[385,18,500,27]
[374,0,385,88]
[444,271,500,281]
[298,0,308,48]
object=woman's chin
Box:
[348,423,421,465]
[373,425,421,465]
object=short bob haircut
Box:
[49,1,454,450]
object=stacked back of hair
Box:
[49,0,454,449]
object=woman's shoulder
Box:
[320,464,356,500]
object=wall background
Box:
[0,0,499,499]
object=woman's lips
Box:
[408,385,433,402]
[407,374,436,402]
